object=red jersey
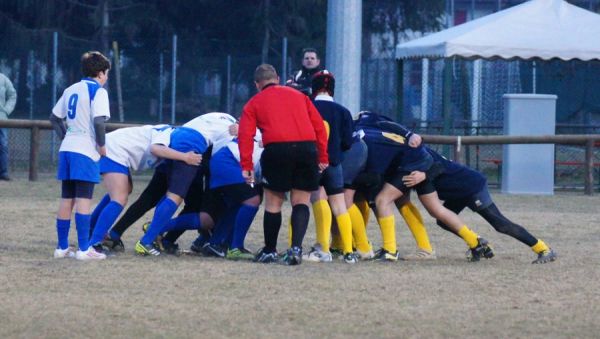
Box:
[238,84,329,171]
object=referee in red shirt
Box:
[238,64,329,265]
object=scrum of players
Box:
[50,51,556,265]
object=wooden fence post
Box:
[453,136,462,163]
[584,139,594,196]
[29,126,39,181]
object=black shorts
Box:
[199,189,226,221]
[167,160,200,198]
[442,186,494,213]
[213,183,260,207]
[260,141,319,192]
[61,180,95,199]
[353,172,383,206]
[319,164,344,195]
[385,170,436,196]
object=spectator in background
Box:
[286,47,323,96]
[0,72,17,181]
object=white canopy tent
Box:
[394,0,600,128]
[396,0,600,61]
[395,0,600,195]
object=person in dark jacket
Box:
[286,48,323,96]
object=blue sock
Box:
[210,209,237,246]
[56,219,71,250]
[162,213,201,233]
[75,213,91,251]
[89,201,124,245]
[231,204,259,250]
[90,194,111,232]
[141,198,178,246]
[109,229,121,240]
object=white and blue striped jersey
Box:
[182,112,237,154]
[105,125,173,171]
[52,78,110,161]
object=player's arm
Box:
[50,94,67,140]
[150,144,202,166]
[341,108,354,151]
[305,96,329,167]
[238,102,258,176]
[377,121,421,147]
[49,114,67,140]
[402,162,445,187]
[92,89,110,156]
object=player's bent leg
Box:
[89,173,129,249]
[418,192,493,261]
[478,203,556,263]
[395,198,435,260]
[373,184,402,261]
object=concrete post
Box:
[326,0,362,114]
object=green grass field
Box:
[1,175,599,338]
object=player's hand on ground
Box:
[242,170,255,185]
[229,123,239,136]
[184,152,202,166]
[98,146,107,157]
[408,134,422,148]
[402,170,426,187]
[318,162,329,173]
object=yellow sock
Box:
[399,202,433,252]
[356,199,370,225]
[312,200,332,252]
[531,240,549,254]
[336,212,353,254]
[348,204,372,253]
[457,225,479,249]
[377,215,397,254]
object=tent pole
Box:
[532,60,537,94]
[420,58,429,129]
[443,58,453,156]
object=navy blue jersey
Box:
[427,148,487,200]
[356,112,432,174]
[313,98,354,166]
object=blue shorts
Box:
[319,163,344,195]
[99,157,130,175]
[169,127,208,154]
[342,140,368,188]
[167,160,200,198]
[57,151,100,183]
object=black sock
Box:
[479,204,538,247]
[290,204,310,248]
[263,211,282,253]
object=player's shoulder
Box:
[201,112,236,124]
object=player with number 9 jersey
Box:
[53,77,110,165]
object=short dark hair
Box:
[302,48,319,59]
[254,64,278,82]
[81,51,111,78]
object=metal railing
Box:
[1,119,598,195]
